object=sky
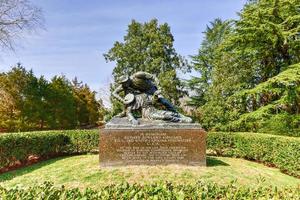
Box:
[0,0,246,106]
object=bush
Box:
[0,131,69,169]
[61,130,99,154]
[207,132,300,178]
[0,130,99,170]
[0,181,299,200]
[1,130,299,179]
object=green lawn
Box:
[0,155,299,190]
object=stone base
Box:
[99,125,207,166]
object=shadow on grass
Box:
[207,157,230,167]
[0,156,71,182]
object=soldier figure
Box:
[112,71,177,116]
[123,93,192,125]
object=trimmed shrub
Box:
[61,130,99,154]
[1,130,299,178]
[0,131,69,169]
[207,132,300,178]
[0,181,299,200]
[0,130,99,170]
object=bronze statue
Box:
[123,93,192,125]
[112,71,192,125]
[112,71,176,112]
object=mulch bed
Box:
[0,155,42,174]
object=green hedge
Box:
[1,130,299,178]
[62,130,99,154]
[207,132,300,178]
[0,130,99,170]
[0,181,299,200]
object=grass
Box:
[0,155,299,190]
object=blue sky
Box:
[0,0,246,105]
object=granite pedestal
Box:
[99,118,206,166]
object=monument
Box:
[99,71,206,166]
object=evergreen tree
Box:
[188,18,233,107]
[189,0,300,133]
[0,64,35,130]
[47,76,77,129]
[223,0,300,84]
[0,66,105,132]
[23,76,50,129]
[104,19,188,115]
[72,77,103,127]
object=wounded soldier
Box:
[123,93,192,125]
[112,71,177,115]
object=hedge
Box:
[0,130,299,178]
[207,132,300,178]
[0,181,299,200]
[0,130,99,170]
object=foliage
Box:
[1,129,299,179]
[225,63,300,135]
[0,131,69,169]
[62,130,99,154]
[104,19,188,114]
[189,0,300,134]
[47,76,77,129]
[207,132,300,178]
[187,18,233,107]
[72,78,103,127]
[0,65,105,132]
[0,64,36,130]
[0,181,299,200]
[229,0,300,82]
[0,130,99,170]
[0,88,16,132]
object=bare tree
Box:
[0,0,44,51]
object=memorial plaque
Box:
[101,71,206,166]
[99,120,206,166]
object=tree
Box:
[0,65,105,132]
[72,77,103,127]
[104,19,188,114]
[0,86,17,131]
[188,18,233,107]
[47,76,77,129]
[22,75,50,129]
[0,0,43,51]
[188,0,300,133]
[223,0,300,85]
[0,64,35,130]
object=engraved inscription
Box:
[99,128,207,166]
[117,146,188,162]
[114,132,191,162]
[114,132,192,144]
